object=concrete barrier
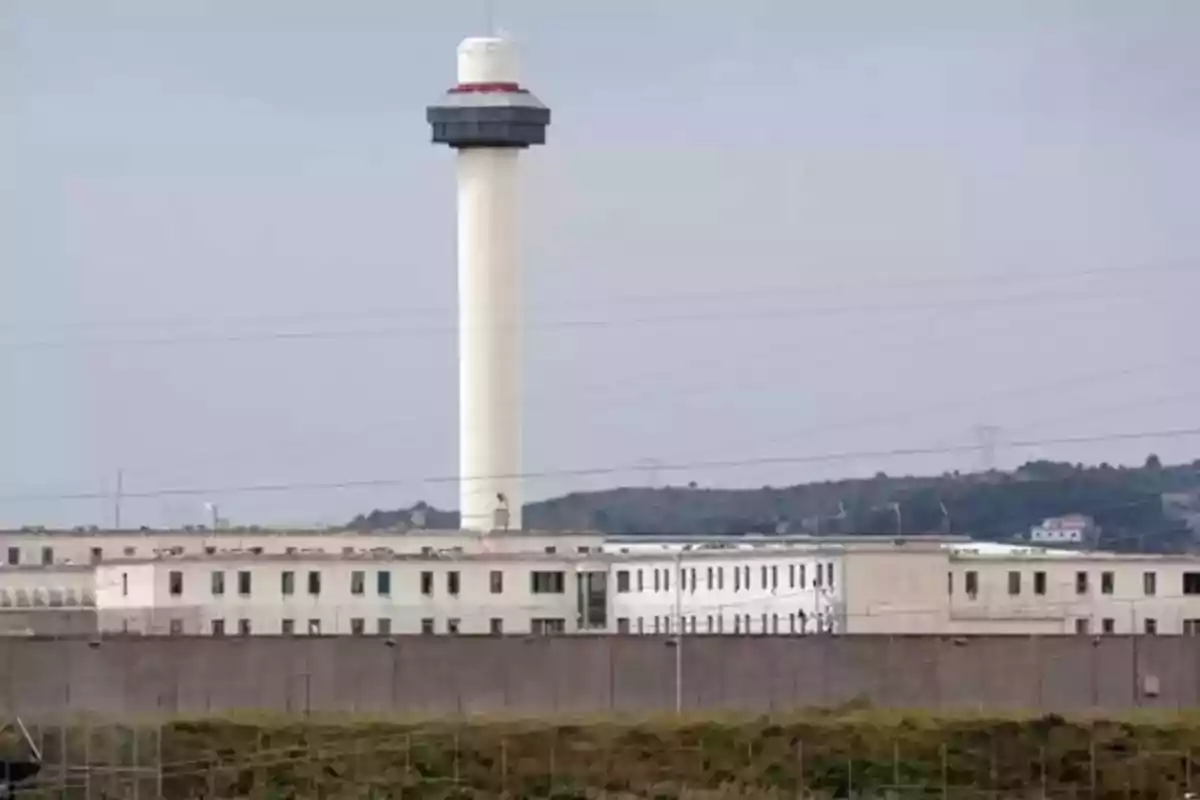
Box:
[0,635,1194,718]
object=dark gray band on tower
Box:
[427,89,551,149]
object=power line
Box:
[0,281,1188,350]
[101,296,1140,478]
[4,258,1193,337]
[4,425,1198,505]
[674,354,1197,463]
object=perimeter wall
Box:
[1,635,1196,718]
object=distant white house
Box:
[1029,514,1094,544]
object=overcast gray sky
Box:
[2,1,1198,528]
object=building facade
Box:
[8,527,1200,637]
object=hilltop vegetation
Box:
[349,456,1200,553]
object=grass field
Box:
[6,711,1200,798]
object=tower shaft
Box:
[457,148,522,530]
[427,36,550,532]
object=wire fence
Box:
[7,720,1200,799]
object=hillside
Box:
[348,456,1200,553]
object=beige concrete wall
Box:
[841,548,951,633]
[1,635,1195,718]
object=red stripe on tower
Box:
[449,82,527,94]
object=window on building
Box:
[169,571,183,597]
[41,547,53,565]
[377,570,391,596]
[531,618,566,635]
[531,571,565,594]
[123,546,136,557]
[1007,571,1021,596]
[616,570,630,593]
[211,619,225,636]
[489,617,503,635]
[636,569,644,592]
[652,569,660,593]
[377,618,391,635]
[1102,618,1115,634]
[421,571,434,596]
[828,563,835,588]
[447,571,460,596]
[307,619,321,635]
[350,618,365,636]
[789,613,796,633]
[734,616,742,634]
[489,570,504,594]
[1184,619,1200,636]
[281,619,295,635]
[1034,571,1047,595]
[238,571,252,596]
[743,566,750,588]
[122,572,128,596]
[1075,572,1089,595]
[947,572,953,595]
[281,571,295,596]
[420,618,434,634]
[90,547,103,564]
[717,567,724,590]
[734,567,741,592]
[760,613,768,633]
[307,571,321,596]
[1145,618,1159,635]
[771,566,779,591]
[238,619,251,636]
[1101,571,1115,595]
[772,614,779,634]
[690,568,697,593]
[653,616,661,634]
[1074,618,1090,634]
[5,547,18,565]
[211,571,225,596]
[708,567,715,590]
[761,566,768,590]
[1143,571,1157,596]
[789,564,796,588]
[965,571,978,597]
[799,564,806,589]
[169,619,183,636]
[446,618,461,634]
[1184,573,1200,595]
[814,564,822,588]
[664,569,670,593]
[617,617,630,633]
[636,617,644,634]
[350,571,365,595]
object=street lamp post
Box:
[673,550,683,714]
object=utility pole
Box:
[974,424,1000,472]
[114,469,124,530]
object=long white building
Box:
[5,527,1200,637]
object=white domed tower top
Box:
[457,36,520,86]
[428,34,550,150]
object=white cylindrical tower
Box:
[427,37,551,532]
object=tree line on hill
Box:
[347,455,1200,553]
